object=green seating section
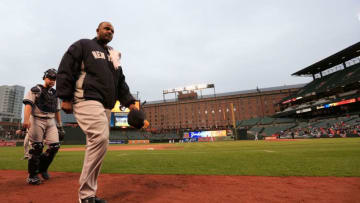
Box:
[274,117,295,124]
[240,117,261,126]
[295,122,309,128]
[311,119,338,128]
[236,120,243,127]
[239,117,296,126]
[344,117,360,125]
[330,63,360,89]
[261,124,296,136]
[293,63,360,98]
[295,75,329,97]
[259,117,275,125]
[248,126,263,134]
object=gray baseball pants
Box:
[73,100,111,200]
[28,116,59,144]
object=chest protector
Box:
[33,85,58,113]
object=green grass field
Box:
[1,138,360,177]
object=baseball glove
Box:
[57,124,66,141]
[127,109,146,129]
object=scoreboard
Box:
[110,100,140,128]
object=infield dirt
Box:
[1,170,360,203]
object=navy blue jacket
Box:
[56,38,135,109]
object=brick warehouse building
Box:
[143,84,304,131]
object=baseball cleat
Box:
[95,196,107,203]
[80,197,94,203]
[80,196,107,203]
[40,171,50,180]
[27,175,41,185]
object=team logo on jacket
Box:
[92,51,106,59]
[108,49,121,70]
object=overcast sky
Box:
[1,0,360,101]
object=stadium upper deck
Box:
[278,41,360,118]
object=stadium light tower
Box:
[163,83,215,131]
[162,83,215,101]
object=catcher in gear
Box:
[22,68,63,185]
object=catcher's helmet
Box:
[43,68,57,80]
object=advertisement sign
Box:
[317,98,357,110]
[183,132,190,138]
[296,108,312,114]
[189,130,227,138]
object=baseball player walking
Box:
[22,69,64,185]
[57,21,146,203]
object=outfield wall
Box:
[62,126,182,145]
[62,126,86,145]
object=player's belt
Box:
[33,115,52,119]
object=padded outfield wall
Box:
[61,126,181,145]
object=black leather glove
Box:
[127,109,145,129]
[57,124,66,141]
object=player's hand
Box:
[15,130,23,136]
[143,120,150,129]
[57,124,66,141]
[128,103,138,111]
[22,120,30,129]
[61,101,73,114]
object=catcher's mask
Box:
[43,68,57,80]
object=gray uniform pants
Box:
[24,133,30,158]
[28,116,59,144]
[73,100,111,199]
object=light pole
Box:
[230,103,237,140]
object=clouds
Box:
[0,0,360,101]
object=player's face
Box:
[44,77,56,88]
[97,22,114,44]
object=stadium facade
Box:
[142,84,303,131]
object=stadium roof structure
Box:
[292,41,360,77]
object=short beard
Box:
[97,37,110,45]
